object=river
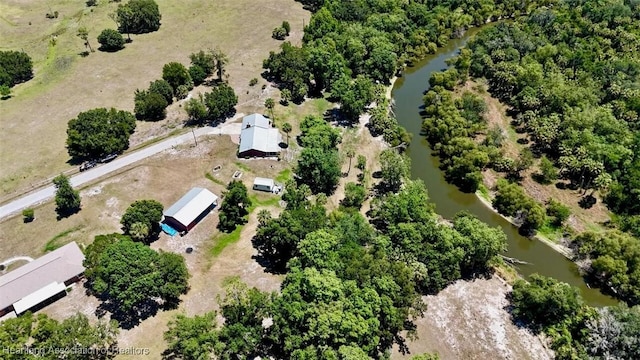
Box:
[391,28,617,306]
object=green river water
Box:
[391,28,618,306]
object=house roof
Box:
[254,177,275,188]
[239,126,282,154]
[13,282,67,315]
[0,242,85,311]
[164,187,218,227]
[242,113,271,129]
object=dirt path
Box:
[392,277,553,360]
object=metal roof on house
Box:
[254,177,275,188]
[13,282,67,315]
[242,113,271,129]
[239,126,282,154]
[0,242,85,311]
[163,188,218,227]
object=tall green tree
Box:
[117,0,161,34]
[217,180,252,232]
[162,62,192,92]
[0,313,118,360]
[379,149,410,193]
[88,238,189,318]
[204,83,238,121]
[53,174,81,218]
[163,312,218,360]
[120,199,163,242]
[97,29,125,52]
[210,47,229,82]
[0,50,33,87]
[296,147,341,195]
[66,108,136,160]
[510,274,583,330]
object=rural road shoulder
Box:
[0,121,242,220]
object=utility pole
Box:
[192,128,198,146]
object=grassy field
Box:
[0,0,310,199]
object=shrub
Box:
[249,78,258,86]
[189,65,207,85]
[176,84,190,100]
[282,21,291,35]
[97,29,125,52]
[547,199,571,227]
[536,156,558,184]
[162,62,192,91]
[22,208,35,222]
[341,183,367,209]
[148,79,174,103]
[272,27,287,40]
[356,155,366,171]
[134,90,168,121]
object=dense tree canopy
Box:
[574,230,640,305]
[0,313,118,360]
[116,0,161,35]
[296,147,341,195]
[204,83,238,121]
[163,312,218,360]
[87,238,189,321]
[218,180,252,232]
[97,29,125,52]
[464,1,640,216]
[0,50,33,87]
[298,114,341,149]
[120,199,163,242]
[162,62,192,92]
[134,89,167,121]
[510,274,583,330]
[66,108,136,160]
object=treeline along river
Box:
[391,27,617,307]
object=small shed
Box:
[163,188,218,232]
[253,177,275,192]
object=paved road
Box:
[0,121,242,220]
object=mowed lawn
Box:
[0,0,310,198]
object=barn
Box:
[163,187,219,232]
[238,114,282,158]
[0,242,85,319]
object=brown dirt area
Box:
[0,0,310,198]
[458,80,610,233]
[0,134,285,358]
[391,277,553,360]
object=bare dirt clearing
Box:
[0,0,310,197]
[392,277,553,360]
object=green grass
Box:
[234,162,252,173]
[537,221,564,243]
[205,172,225,186]
[476,184,491,203]
[275,168,292,183]
[209,193,282,257]
[209,227,243,257]
[44,225,84,252]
